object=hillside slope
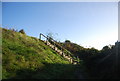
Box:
[2,28,76,79]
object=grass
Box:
[2,27,76,79]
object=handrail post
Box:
[46,35,48,45]
[54,41,55,50]
[61,46,63,56]
[40,33,41,40]
[77,56,79,64]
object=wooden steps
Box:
[40,33,78,64]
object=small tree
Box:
[65,40,71,43]
[19,29,26,34]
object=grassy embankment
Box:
[2,28,76,79]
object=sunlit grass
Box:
[2,28,76,79]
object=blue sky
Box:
[0,2,2,26]
[2,2,118,50]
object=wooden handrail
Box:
[40,33,65,52]
[40,33,73,55]
[39,33,78,64]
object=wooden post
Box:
[46,36,48,45]
[54,41,55,50]
[40,33,41,40]
[70,58,72,64]
[77,56,79,64]
[61,47,63,57]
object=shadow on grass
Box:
[8,63,79,79]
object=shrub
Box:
[19,29,26,34]
[65,40,71,43]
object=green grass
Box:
[2,28,76,79]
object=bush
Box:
[65,40,71,43]
[19,29,26,34]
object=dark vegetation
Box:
[2,27,120,79]
[19,29,26,34]
[62,40,120,79]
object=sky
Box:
[0,2,2,27]
[2,2,118,50]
